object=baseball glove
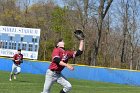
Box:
[74,30,85,40]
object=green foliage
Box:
[50,6,74,49]
[0,8,20,26]
[51,6,66,33]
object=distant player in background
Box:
[41,38,84,93]
[9,49,23,81]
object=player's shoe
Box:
[9,74,13,81]
[9,78,12,81]
[14,75,16,80]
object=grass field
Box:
[0,71,140,93]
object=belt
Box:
[50,69,61,74]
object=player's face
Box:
[57,40,65,48]
[18,51,21,54]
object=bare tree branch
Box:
[103,0,113,19]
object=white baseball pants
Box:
[41,69,72,93]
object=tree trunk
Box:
[91,0,113,66]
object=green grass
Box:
[0,71,140,93]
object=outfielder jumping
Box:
[41,30,85,93]
[9,49,23,81]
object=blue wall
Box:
[0,58,140,86]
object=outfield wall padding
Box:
[0,58,140,86]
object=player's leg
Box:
[41,69,57,93]
[14,66,21,75]
[9,64,16,81]
[57,74,72,93]
[59,89,66,93]
[14,66,21,79]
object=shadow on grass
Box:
[19,80,30,83]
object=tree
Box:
[0,0,21,26]
[113,0,140,69]
[91,0,113,66]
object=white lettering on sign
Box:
[0,49,38,59]
[0,26,40,36]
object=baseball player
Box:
[9,49,23,81]
[41,37,84,93]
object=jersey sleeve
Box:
[67,50,75,59]
[21,54,23,60]
[52,48,60,60]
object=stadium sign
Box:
[0,26,41,59]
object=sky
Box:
[54,0,64,7]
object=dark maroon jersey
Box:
[13,54,23,65]
[49,47,75,72]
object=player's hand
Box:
[67,64,74,71]
[59,61,74,70]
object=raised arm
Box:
[79,40,84,51]
[75,40,84,57]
